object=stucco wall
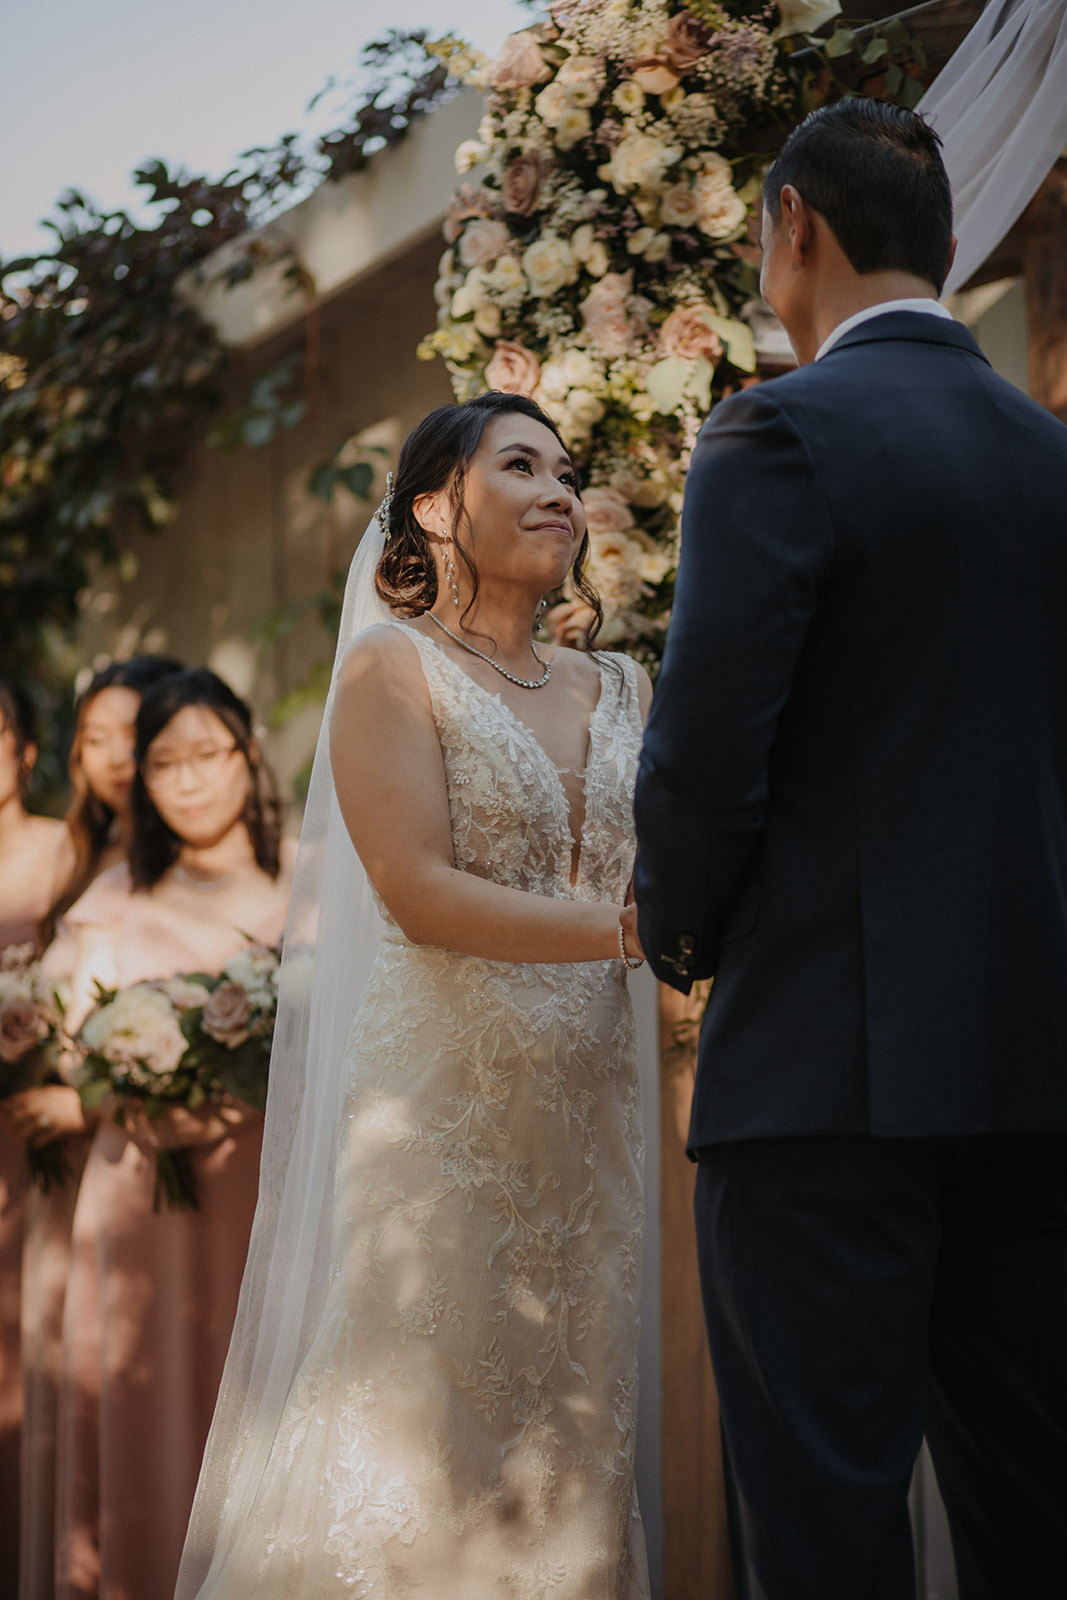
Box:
[79,228,454,800]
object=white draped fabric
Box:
[919,0,1067,295]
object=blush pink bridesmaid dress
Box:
[52,866,289,1600]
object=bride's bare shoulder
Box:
[336,621,425,686]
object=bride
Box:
[177,392,652,1598]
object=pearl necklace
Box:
[427,612,552,690]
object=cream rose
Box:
[490,30,553,89]
[581,487,636,536]
[600,131,681,194]
[485,340,541,398]
[556,53,603,87]
[698,185,748,240]
[564,388,605,432]
[202,981,254,1050]
[695,153,734,194]
[659,305,724,362]
[0,997,47,1064]
[535,81,571,128]
[579,272,638,357]
[458,219,511,270]
[659,183,703,229]
[522,235,577,297]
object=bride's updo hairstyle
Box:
[129,668,283,889]
[375,391,604,649]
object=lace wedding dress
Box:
[211,623,650,1599]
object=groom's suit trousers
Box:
[694,1132,1067,1600]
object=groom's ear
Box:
[779,184,815,271]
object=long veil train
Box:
[176,515,391,1595]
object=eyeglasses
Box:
[143,745,240,789]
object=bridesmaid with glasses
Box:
[54,668,295,1600]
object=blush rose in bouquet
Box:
[0,946,75,1191]
[75,942,281,1210]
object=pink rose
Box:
[665,12,714,69]
[132,1018,188,1078]
[201,981,253,1050]
[0,998,47,1064]
[659,306,724,363]
[458,219,511,270]
[490,30,552,90]
[485,340,541,398]
[579,272,638,358]
[502,151,545,216]
[581,487,636,537]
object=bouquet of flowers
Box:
[0,946,75,1191]
[75,942,281,1210]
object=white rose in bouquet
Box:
[222,947,278,1010]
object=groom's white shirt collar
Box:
[815,298,954,362]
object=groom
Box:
[634,99,1067,1599]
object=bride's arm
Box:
[330,627,625,964]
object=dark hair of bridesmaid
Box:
[375,391,604,649]
[129,668,283,889]
[55,655,185,919]
[0,677,39,795]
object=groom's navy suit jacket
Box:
[634,311,1067,1149]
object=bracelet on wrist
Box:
[618,917,644,970]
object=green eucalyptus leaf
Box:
[309,462,339,501]
[645,357,690,416]
[824,26,855,58]
[703,314,757,374]
[861,35,889,64]
[688,356,714,413]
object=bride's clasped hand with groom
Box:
[178,97,1067,1600]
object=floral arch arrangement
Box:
[424,0,925,666]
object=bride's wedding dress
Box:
[212,623,650,1598]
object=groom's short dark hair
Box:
[764,99,953,292]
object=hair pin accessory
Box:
[378,470,394,535]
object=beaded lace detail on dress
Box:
[217,625,650,1599]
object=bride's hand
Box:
[619,903,645,964]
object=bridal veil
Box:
[176,514,391,1596]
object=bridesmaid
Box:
[54,668,294,1600]
[46,654,185,940]
[0,678,72,1600]
[1,655,181,1600]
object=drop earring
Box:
[443,534,460,610]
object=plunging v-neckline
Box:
[395,621,605,887]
